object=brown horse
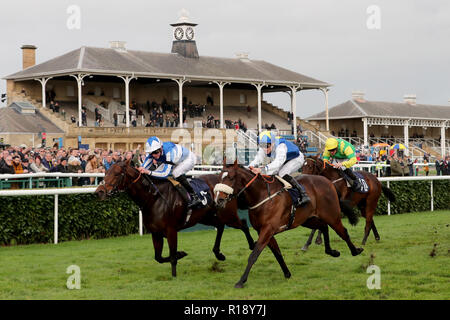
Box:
[95,159,255,277]
[301,155,396,249]
[214,161,363,288]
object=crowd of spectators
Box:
[0,144,144,187]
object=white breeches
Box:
[278,154,305,177]
[172,151,196,178]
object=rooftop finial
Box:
[177,8,191,23]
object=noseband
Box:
[101,166,141,196]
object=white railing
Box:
[1,174,448,245]
[378,175,450,215]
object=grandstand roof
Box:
[4,46,329,88]
[0,103,64,134]
[307,99,450,121]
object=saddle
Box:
[167,177,212,208]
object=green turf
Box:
[0,211,449,300]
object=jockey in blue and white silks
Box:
[138,136,201,208]
[248,131,310,207]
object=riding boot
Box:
[344,168,361,191]
[282,174,310,207]
[175,175,202,208]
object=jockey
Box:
[248,130,310,207]
[323,137,361,191]
[138,136,202,208]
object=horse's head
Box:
[95,159,133,200]
[302,155,323,175]
[214,160,244,209]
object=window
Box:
[66,86,75,97]
[172,90,179,101]
[240,93,247,104]
[113,87,120,99]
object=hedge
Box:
[0,180,449,245]
[375,180,450,215]
[0,193,139,245]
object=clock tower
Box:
[170,9,199,59]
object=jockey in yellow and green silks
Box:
[322,137,361,191]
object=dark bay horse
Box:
[214,161,363,288]
[95,159,254,277]
[301,155,396,249]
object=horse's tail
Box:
[340,199,359,226]
[381,185,396,203]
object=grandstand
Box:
[2,14,329,154]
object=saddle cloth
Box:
[350,171,369,193]
[188,178,213,208]
[286,181,307,205]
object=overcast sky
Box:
[1,0,449,118]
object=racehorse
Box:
[214,161,363,288]
[95,159,255,277]
[301,155,396,249]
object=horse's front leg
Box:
[213,224,226,261]
[167,228,187,277]
[235,225,273,288]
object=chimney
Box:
[235,52,250,62]
[109,41,127,52]
[403,94,416,105]
[21,45,37,69]
[351,91,365,102]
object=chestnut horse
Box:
[214,161,363,288]
[301,155,396,249]
[95,159,255,277]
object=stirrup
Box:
[187,193,202,208]
[297,192,310,207]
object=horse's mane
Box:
[115,161,170,185]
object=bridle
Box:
[214,168,278,209]
[101,164,142,196]
[306,157,345,184]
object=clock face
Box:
[186,27,194,40]
[174,27,184,40]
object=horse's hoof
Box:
[284,271,292,279]
[234,282,244,289]
[315,239,322,245]
[301,246,309,252]
[375,237,380,241]
[352,248,364,256]
[327,249,340,257]
[177,251,188,260]
[215,252,226,261]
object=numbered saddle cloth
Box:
[188,178,213,208]
[353,171,369,193]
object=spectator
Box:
[423,158,429,176]
[51,157,68,173]
[30,155,46,173]
[42,152,56,171]
[85,154,105,184]
[435,157,442,176]
[406,157,414,177]
[113,112,118,127]
[71,115,76,124]
[0,155,14,174]
[103,155,115,171]
[390,154,408,176]
[11,155,28,174]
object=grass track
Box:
[0,211,449,300]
